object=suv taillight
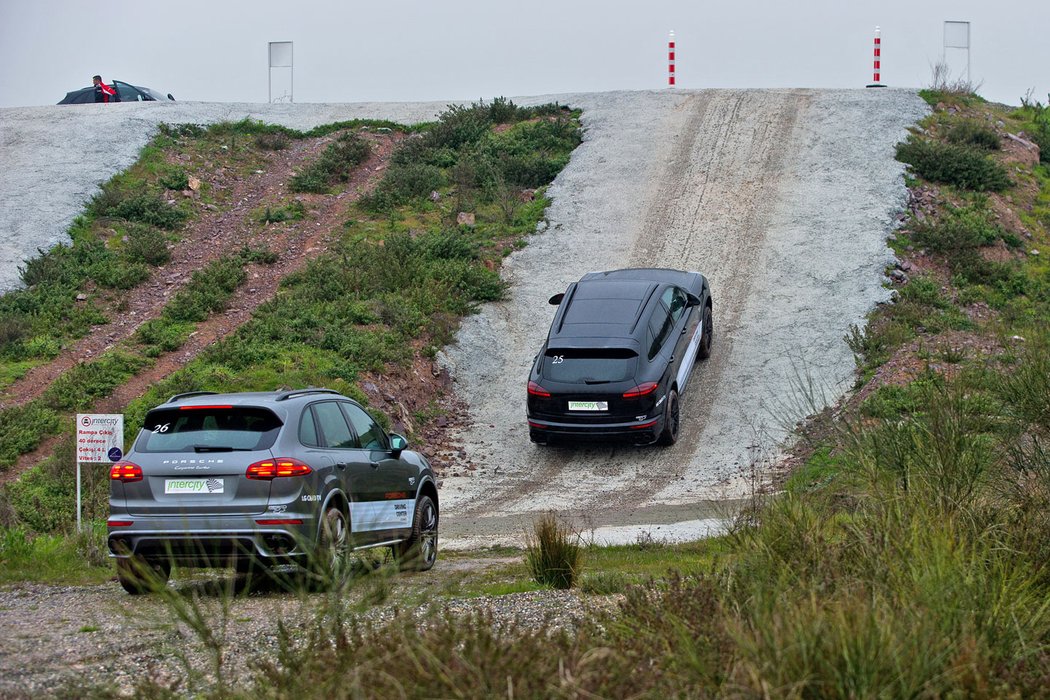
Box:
[110,461,143,482]
[527,381,551,398]
[246,458,312,480]
[623,382,659,399]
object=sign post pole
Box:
[76,414,125,534]
[76,459,82,533]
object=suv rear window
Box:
[542,347,637,384]
[135,407,283,453]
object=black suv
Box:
[527,268,713,446]
[108,389,438,593]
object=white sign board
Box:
[944,21,970,49]
[75,413,125,532]
[269,41,293,68]
[76,413,124,464]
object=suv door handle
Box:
[335,462,348,470]
[369,461,380,469]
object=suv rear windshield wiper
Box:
[583,379,613,385]
[192,445,251,453]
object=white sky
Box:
[1,0,1047,108]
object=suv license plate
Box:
[568,401,608,411]
[165,478,225,495]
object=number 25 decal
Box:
[552,355,565,364]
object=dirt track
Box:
[438,89,927,546]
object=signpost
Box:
[943,21,971,86]
[75,414,124,532]
[269,41,294,103]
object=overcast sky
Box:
[1,0,1047,108]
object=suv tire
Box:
[311,505,350,581]
[116,556,171,595]
[656,389,680,446]
[698,305,713,360]
[396,495,438,571]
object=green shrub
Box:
[422,103,493,151]
[525,512,582,589]
[996,329,1050,432]
[896,137,1011,191]
[378,163,445,200]
[911,204,1001,254]
[579,570,630,594]
[945,120,1000,150]
[0,402,61,468]
[90,260,150,289]
[90,190,188,230]
[258,200,305,224]
[158,168,189,191]
[123,224,171,266]
[255,131,290,150]
[290,132,372,193]
[165,257,247,323]
[42,352,148,412]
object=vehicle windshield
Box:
[135,407,282,453]
[542,347,637,384]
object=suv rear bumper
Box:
[527,415,663,445]
[107,514,316,566]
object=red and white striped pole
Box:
[668,30,676,88]
[866,25,886,88]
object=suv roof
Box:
[548,271,688,348]
[163,388,344,407]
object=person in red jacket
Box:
[92,75,117,103]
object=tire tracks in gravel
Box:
[451,91,805,520]
[440,89,926,545]
[623,90,807,510]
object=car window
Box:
[312,401,356,449]
[299,407,320,447]
[136,407,281,452]
[542,347,637,383]
[341,403,388,450]
[114,82,140,101]
[648,308,674,361]
[665,287,688,324]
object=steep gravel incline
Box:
[439,89,927,545]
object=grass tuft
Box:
[525,512,583,589]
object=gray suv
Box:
[108,389,439,593]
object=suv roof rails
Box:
[275,388,342,402]
[166,391,218,404]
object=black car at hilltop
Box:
[58,80,175,104]
[527,268,713,446]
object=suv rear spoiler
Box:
[166,391,218,403]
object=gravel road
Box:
[0,89,927,546]
[0,561,603,698]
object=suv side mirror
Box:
[686,293,702,307]
[548,292,565,306]
[389,433,408,457]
